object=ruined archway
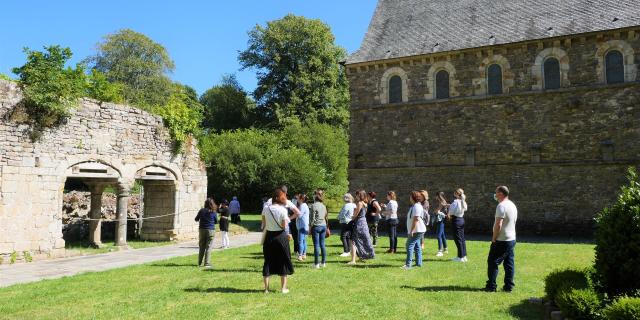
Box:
[135,165,179,241]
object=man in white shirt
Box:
[485,185,518,292]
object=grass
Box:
[0,229,593,320]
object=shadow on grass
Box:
[350,263,396,269]
[150,263,196,267]
[401,285,484,292]
[203,268,258,273]
[184,287,263,294]
[508,299,545,320]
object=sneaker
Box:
[339,252,350,257]
[452,257,463,262]
[444,249,449,254]
[264,290,270,294]
[461,256,468,262]
[502,286,513,293]
[314,264,320,269]
[203,265,213,269]
[282,288,289,294]
[484,287,497,292]
[401,265,411,270]
[321,263,327,268]
[436,251,444,257]
[297,256,304,261]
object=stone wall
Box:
[0,80,207,259]
[346,29,640,235]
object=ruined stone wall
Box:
[0,80,207,258]
[346,29,640,235]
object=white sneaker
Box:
[461,256,468,262]
[452,257,463,262]
[339,252,350,257]
[321,263,327,268]
[401,265,411,270]
[314,264,320,269]
[436,251,444,257]
[281,288,289,294]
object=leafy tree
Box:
[87,29,174,108]
[12,45,86,137]
[239,14,350,129]
[85,69,124,103]
[0,73,14,81]
[200,74,257,131]
[153,84,203,150]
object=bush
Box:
[12,45,86,138]
[85,69,124,103]
[594,167,640,299]
[556,288,602,320]
[153,85,203,151]
[0,73,14,81]
[603,297,640,320]
[545,268,592,303]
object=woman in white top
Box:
[295,194,310,261]
[381,191,399,253]
[403,191,427,269]
[448,188,468,262]
[337,193,356,257]
[261,187,297,294]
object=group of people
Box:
[194,196,242,268]
[197,185,517,295]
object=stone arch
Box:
[134,164,180,182]
[64,160,122,180]
[595,40,637,84]
[379,67,409,104]
[134,164,181,241]
[425,61,459,100]
[531,47,570,90]
[474,54,514,95]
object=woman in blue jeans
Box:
[434,192,449,257]
[403,191,427,269]
[295,194,309,261]
[310,190,329,269]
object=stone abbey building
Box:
[345,0,640,235]
[0,80,207,260]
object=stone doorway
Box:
[135,166,179,241]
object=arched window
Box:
[605,50,624,84]
[543,58,561,90]
[388,75,403,103]
[435,70,450,99]
[487,64,503,95]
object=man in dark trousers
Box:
[485,185,518,292]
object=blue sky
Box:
[0,0,377,94]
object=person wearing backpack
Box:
[434,192,449,257]
[310,190,329,269]
[449,188,468,262]
[402,191,427,269]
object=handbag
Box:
[325,227,331,238]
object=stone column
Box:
[88,184,106,248]
[115,183,131,248]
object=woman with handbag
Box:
[310,190,329,269]
[348,190,376,264]
[262,187,297,294]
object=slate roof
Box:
[347,0,640,64]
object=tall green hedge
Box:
[594,167,640,299]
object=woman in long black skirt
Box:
[262,187,298,294]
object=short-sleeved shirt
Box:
[495,199,518,241]
[262,204,289,232]
[310,202,328,227]
[385,200,398,219]
[338,202,356,224]
[264,198,295,210]
[406,203,427,233]
[296,203,310,231]
[449,199,466,217]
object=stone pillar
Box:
[115,183,130,248]
[88,184,105,248]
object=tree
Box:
[12,45,86,137]
[86,29,175,108]
[200,75,257,131]
[239,14,350,129]
[153,83,204,150]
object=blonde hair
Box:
[420,190,429,201]
[387,191,397,200]
[455,188,466,199]
[343,193,354,203]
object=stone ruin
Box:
[0,79,208,262]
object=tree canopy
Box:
[86,29,175,108]
[200,75,258,131]
[239,14,350,129]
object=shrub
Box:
[594,167,640,299]
[545,268,592,303]
[153,86,203,151]
[85,69,124,103]
[12,46,86,139]
[556,287,602,320]
[603,297,640,320]
[0,73,14,81]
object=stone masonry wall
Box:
[346,29,640,235]
[0,80,207,258]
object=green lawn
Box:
[0,231,593,320]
